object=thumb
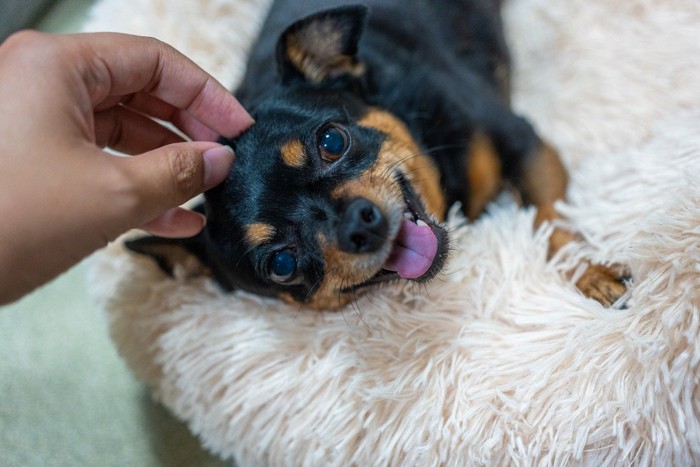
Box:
[118,141,234,230]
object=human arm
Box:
[0,31,253,304]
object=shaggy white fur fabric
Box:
[87,0,700,465]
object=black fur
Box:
[127,0,548,308]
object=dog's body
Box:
[128,0,626,309]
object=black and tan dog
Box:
[127,0,626,309]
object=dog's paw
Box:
[575,264,628,307]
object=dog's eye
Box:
[269,249,297,283]
[318,124,350,162]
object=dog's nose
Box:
[338,198,388,254]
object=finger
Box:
[103,92,220,141]
[94,105,184,154]
[171,113,219,142]
[116,142,234,226]
[66,33,253,138]
[141,207,206,238]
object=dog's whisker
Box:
[234,243,259,269]
[348,286,368,329]
[303,265,335,305]
[379,152,423,180]
[381,144,467,179]
[337,278,354,328]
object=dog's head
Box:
[127,6,449,309]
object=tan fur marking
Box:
[304,290,352,311]
[525,143,586,261]
[523,142,568,208]
[523,141,571,255]
[296,109,448,309]
[245,223,276,247]
[465,130,502,221]
[328,167,405,293]
[285,24,364,83]
[302,232,360,310]
[574,264,627,308]
[280,139,307,168]
[534,204,578,256]
[524,142,627,306]
[359,109,446,220]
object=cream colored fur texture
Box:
[87,0,700,465]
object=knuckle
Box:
[3,30,46,49]
[2,31,56,61]
[166,146,202,198]
[81,53,113,104]
[140,36,172,91]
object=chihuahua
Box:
[127,0,626,309]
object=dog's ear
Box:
[124,235,205,276]
[125,204,213,277]
[125,233,210,278]
[276,5,368,85]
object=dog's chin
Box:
[342,174,449,293]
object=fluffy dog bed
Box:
[87,0,700,464]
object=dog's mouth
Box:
[343,174,448,292]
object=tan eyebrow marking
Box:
[280,139,307,168]
[245,223,276,247]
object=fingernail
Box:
[196,211,207,229]
[203,145,234,189]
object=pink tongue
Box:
[383,219,438,279]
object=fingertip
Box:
[142,207,206,238]
[203,144,235,190]
[225,100,255,138]
[195,79,254,139]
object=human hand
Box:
[0,31,253,304]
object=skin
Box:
[0,31,253,305]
